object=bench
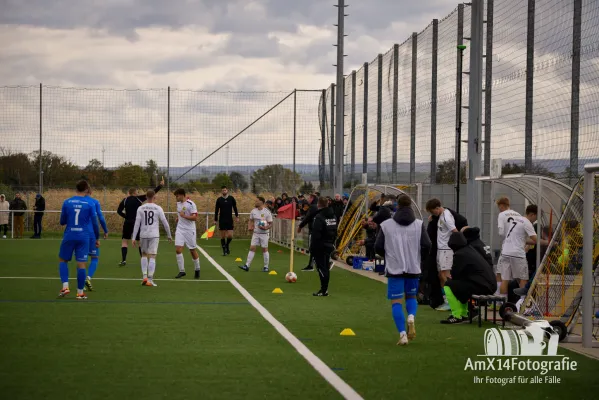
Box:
[469,295,505,327]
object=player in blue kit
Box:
[85,187,109,291]
[57,180,99,300]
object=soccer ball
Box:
[285,272,297,283]
[258,220,267,228]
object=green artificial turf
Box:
[0,238,598,400]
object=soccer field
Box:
[1,238,598,400]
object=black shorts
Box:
[219,219,234,231]
[122,221,140,240]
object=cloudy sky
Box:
[0,0,457,90]
[1,0,597,179]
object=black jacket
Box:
[331,200,344,222]
[446,207,468,231]
[117,184,163,222]
[462,227,492,267]
[214,195,239,222]
[299,199,318,232]
[310,207,338,252]
[446,232,496,303]
[372,205,393,226]
[34,196,46,215]
[9,198,27,217]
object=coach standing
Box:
[214,186,239,256]
[297,193,319,271]
[310,196,338,296]
[117,178,164,266]
[9,193,27,239]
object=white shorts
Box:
[251,233,269,249]
[140,238,160,255]
[437,249,454,272]
[498,255,529,281]
[175,230,197,249]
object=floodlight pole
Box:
[333,0,347,195]
[455,45,466,214]
[582,163,599,348]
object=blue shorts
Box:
[88,238,99,257]
[387,277,420,300]
[59,239,90,263]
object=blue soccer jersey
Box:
[86,196,108,256]
[59,196,99,262]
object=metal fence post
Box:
[351,70,356,186]
[376,54,383,184]
[334,0,346,195]
[524,0,535,172]
[466,0,484,229]
[582,164,599,348]
[293,89,297,179]
[431,19,439,184]
[410,32,418,184]
[484,0,494,176]
[330,83,336,188]
[456,3,464,209]
[570,0,582,184]
[320,89,326,188]
[363,62,369,175]
[167,86,171,213]
[39,83,43,195]
[392,44,399,183]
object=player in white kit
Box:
[495,196,522,296]
[239,196,273,272]
[497,204,540,299]
[132,190,171,287]
[173,188,201,279]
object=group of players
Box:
[56,181,274,298]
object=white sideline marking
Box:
[196,245,364,400]
[0,277,227,282]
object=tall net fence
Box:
[321,0,599,187]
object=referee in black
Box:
[310,196,338,296]
[214,185,239,256]
[117,178,164,266]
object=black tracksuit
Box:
[299,199,319,268]
[117,185,163,240]
[33,196,45,237]
[445,232,496,304]
[310,206,338,293]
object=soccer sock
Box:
[246,251,255,267]
[392,303,406,334]
[444,287,463,318]
[263,251,269,269]
[148,258,156,279]
[495,282,501,295]
[226,238,232,247]
[88,257,99,278]
[77,268,86,291]
[176,253,185,273]
[221,238,226,249]
[121,247,128,262]
[59,261,69,287]
[406,297,418,317]
[193,257,200,271]
[141,257,148,279]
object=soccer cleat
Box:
[313,290,329,297]
[76,293,87,300]
[141,278,148,286]
[262,267,269,272]
[2,235,6,239]
[301,266,315,272]
[194,270,200,279]
[222,247,227,256]
[58,288,71,297]
[407,315,416,340]
[239,265,249,272]
[441,315,466,324]
[85,277,93,292]
[435,302,451,311]
[143,280,157,287]
[118,261,127,267]
[175,272,186,279]
[397,332,409,346]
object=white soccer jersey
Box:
[437,209,456,250]
[497,209,522,238]
[250,207,273,234]
[500,215,537,258]
[132,203,171,239]
[176,199,198,233]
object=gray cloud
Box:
[223,35,281,58]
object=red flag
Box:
[277,203,296,219]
